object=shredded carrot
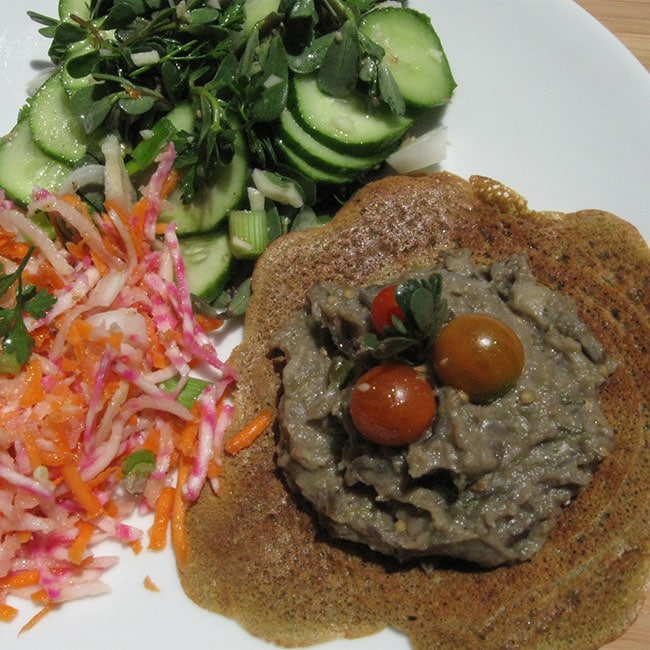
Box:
[104,499,119,518]
[0,569,40,590]
[68,521,95,564]
[18,531,31,544]
[59,193,86,210]
[105,198,148,259]
[178,419,198,457]
[19,602,55,635]
[143,575,160,592]
[207,458,223,479]
[171,459,190,568]
[194,312,224,333]
[148,486,175,551]
[30,589,50,604]
[144,313,169,369]
[160,168,180,199]
[0,604,19,623]
[67,319,94,346]
[38,447,74,468]
[18,360,44,408]
[224,408,274,455]
[141,427,161,455]
[86,465,119,488]
[61,464,104,519]
[0,238,31,262]
[20,430,42,471]
[130,539,143,555]
[30,325,56,351]
[25,258,67,292]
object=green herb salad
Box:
[0,0,455,316]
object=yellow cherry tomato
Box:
[433,313,525,403]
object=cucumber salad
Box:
[0,0,455,315]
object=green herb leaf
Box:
[364,272,448,358]
[0,248,57,370]
[161,375,211,409]
[377,61,405,116]
[317,20,360,98]
[118,96,156,115]
[103,3,138,30]
[65,50,101,78]
[287,32,335,73]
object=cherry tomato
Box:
[370,284,405,334]
[433,313,525,403]
[349,362,436,446]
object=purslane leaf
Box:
[365,273,448,357]
[317,20,360,98]
[377,61,405,116]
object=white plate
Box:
[1,2,649,649]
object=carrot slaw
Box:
[0,140,236,623]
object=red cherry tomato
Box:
[370,284,405,334]
[349,362,436,446]
[433,313,525,403]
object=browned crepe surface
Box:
[181,172,650,649]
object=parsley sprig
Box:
[363,273,448,358]
[0,248,57,374]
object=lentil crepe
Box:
[180,172,650,649]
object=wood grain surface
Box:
[575,0,650,70]
[572,1,649,648]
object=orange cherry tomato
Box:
[370,284,405,334]
[433,313,525,403]
[349,362,436,446]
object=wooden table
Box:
[574,0,650,71]
[571,3,649,647]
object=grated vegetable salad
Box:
[0,140,236,627]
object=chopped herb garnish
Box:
[363,272,447,358]
[122,449,156,477]
[0,247,57,373]
[161,375,211,408]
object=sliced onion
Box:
[102,135,137,211]
[386,125,449,174]
[59,165,106,194]
[252,168,304,208]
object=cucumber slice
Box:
[243,0,281,33]
[159,129,248,235]
[0,119,72,205]
[289,74,412,156]
[59,0,91,21]
[359,8,456,110]
[165,103,195,132]
[29,72,89,165]
[279,109,385,176]
[275,138,357,186]
[178,230,232,301]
